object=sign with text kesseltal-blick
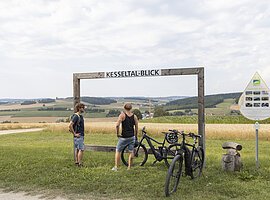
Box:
[239,72,270,120]
[105,69,161,78]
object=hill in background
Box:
[0,93,245,123]
[164,92,241,111]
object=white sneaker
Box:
[111,166,118,171]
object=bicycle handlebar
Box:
[188,132,201,138]
[168,129,201,138]
[142,127,201,139]
[168,129,181,133]
[142,126,147,133]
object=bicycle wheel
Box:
[190,146,204,179]
[164,154,183,197]
[121,143,148,167]
[164,144,181,168]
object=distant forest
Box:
[65,97,116,105]
[123,97,149,101]
[123,97,159,103]
[20,98,55,105]
[81,97,117,105]
[164,92,242,111]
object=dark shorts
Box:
[116,136,135,152]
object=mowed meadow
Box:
[1,97,270,199]
[0,121,270,200]
[0,118,270,200]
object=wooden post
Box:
[73,74,80,110]
[198,68,205,152]
[73,74,80,161]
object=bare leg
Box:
[75,149,79,163]
[114,151,121,168]
[128,152,134,170]
[78,150,84,164]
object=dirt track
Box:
[0,190,66,200]
[0,128,44,135]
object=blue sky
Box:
[0,0,270,98]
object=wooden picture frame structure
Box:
[73,67,205,150]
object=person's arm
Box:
[116,112,124,137]
[69,121,75,136]
[134,115,139,139]
[69,115,80,137]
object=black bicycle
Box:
[164,130,205,197]
[121,127,180,168]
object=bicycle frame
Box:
[178,132,199,154]
[138,130,166,159]
[121,127,182,167]
[164,131,204,197]
[176,132,202,175]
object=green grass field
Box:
[0,130,269,199]
[169,99,236,116]
[0,98,250,124]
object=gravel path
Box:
[0,128,44,135]
[0,190,67,200]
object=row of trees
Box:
[81,97,117,105]
[105,107,196,119]
[21,99,55,105]
[106,109,143,119]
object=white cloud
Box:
[0,0,270,98]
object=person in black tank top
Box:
[121,112,135,138]
[112,103,139,171]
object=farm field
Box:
[48,122,270,140]
[0,123,47,130]
[2,114,270,124]
[0,94,243,124]
[0,129,269,200]
[1,122,270,140]
[168,98,237,116]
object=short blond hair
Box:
[124,103,132,111]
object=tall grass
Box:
[2,122,269,141]
[45,122,270,141]
[0,123,48,130]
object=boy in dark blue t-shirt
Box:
[69,103,85,167]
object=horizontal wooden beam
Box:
[74,72,105,79]
[85,145,156,154]
[73,67,204,80]
[161,67,203,76]
[85,145,116,152]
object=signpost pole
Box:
[239,72,270,169]
[254,122,260,168]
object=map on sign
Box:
[239,72,270,120]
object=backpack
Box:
[69,113,81,133]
